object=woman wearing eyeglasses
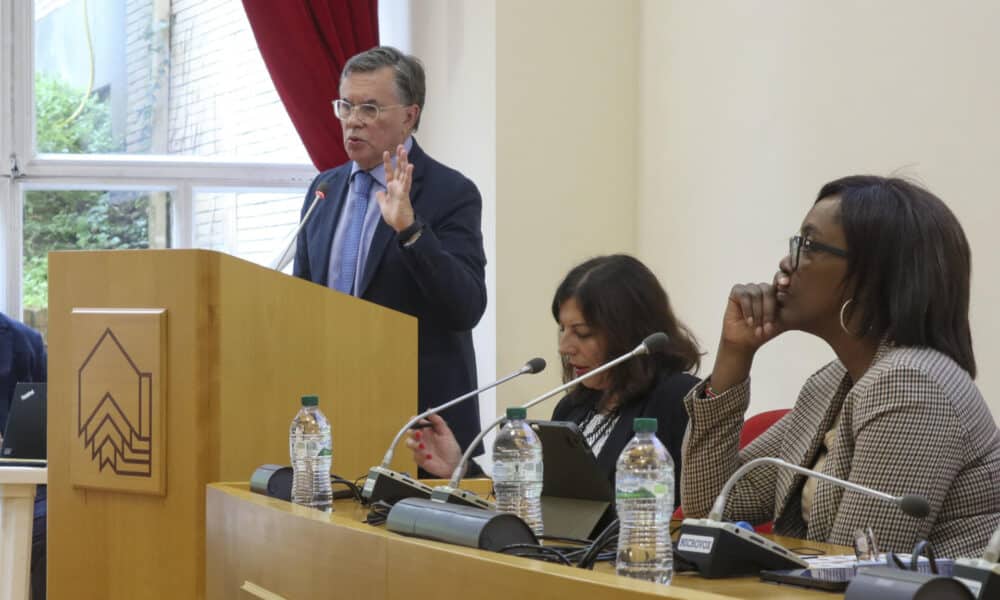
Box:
[681,175,1000,557]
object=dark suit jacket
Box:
[0,312,47,434]
[294,140,487,453]
[551,370,696,507]
[0,311,47,561]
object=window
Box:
[22,186,173,331]
[193,189,302,270]
[2,0,317,338]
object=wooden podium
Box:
[46,249,418,600]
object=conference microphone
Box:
[676,456,931,578]
[847,526,993,599]
[360,357,547,505]
[953,522,1000,599]
[430,332,671,510]
[270,183,329,272]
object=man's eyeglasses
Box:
[332,99,405,122]
[789,235,847,270]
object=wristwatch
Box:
[399,217,424,248]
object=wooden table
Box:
[0,466,46,600]
[206,482,851,599]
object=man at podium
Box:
[293,46,487,464]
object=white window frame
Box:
[0,1,317,317]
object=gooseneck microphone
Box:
[677,456,931,578]
[431,332,670,509]
[382,357,546,469]
[360,357,546,504]
[709,457,930,521]
[384,333,669,550]
[270,183,329,272]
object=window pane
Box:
[22,188,172,338]
[34,0,309,162]
[193,189,305,270]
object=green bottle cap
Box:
[506,407,527,420]
[633,417,657,433]
[301,395,319,407]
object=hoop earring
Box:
[839,298,854,336]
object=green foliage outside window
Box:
[25,73,150,309]
[34,73,117,154]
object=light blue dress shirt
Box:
[327,136,414,295]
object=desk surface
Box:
[207,482,851,600]
[0,466,47,486]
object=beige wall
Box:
[407,0,1000,428]
[637,0,1000,421]
[496,0,640,418]
[405,0,499,428]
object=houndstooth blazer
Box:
[681,341,1000,557]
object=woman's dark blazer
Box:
[550,370,696,507]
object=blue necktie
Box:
[333,171,374,294]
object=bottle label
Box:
[615,483,669,500]
[292,437,331,459]
[492,460,543,481]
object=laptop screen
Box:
[0,382,47,461]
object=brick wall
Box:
[168,0,310,264]
[124,0,157,152]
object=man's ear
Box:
[405,105,420,130]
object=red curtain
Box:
[243,0,379,171]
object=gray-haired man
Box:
[294,46,487,466]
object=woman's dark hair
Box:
[550,254,701,406]
[817,175,976,377]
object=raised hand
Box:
[405,413,464,478]
[375,145,416,232]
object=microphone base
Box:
[846,566,977,600]
[675,518,807,578]
[430,485,496,510]
[953,558,1000,599]
[360,466,433,505]
[386,497,537,551]
[249,464,293,501]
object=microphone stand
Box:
[430,332,668,509]
[709,457,929,521]
[361,359,545,505]
[382,333,669,551]
[270,187,326,272]
[676,456,930,578]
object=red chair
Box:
[739,409,790,449]
[672,408,791,530]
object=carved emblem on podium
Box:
[79,329,153,476]
[70,309,167,495]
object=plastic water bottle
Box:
[615,417,673,584]
[492,406,544,536]
[289,394,333,512]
